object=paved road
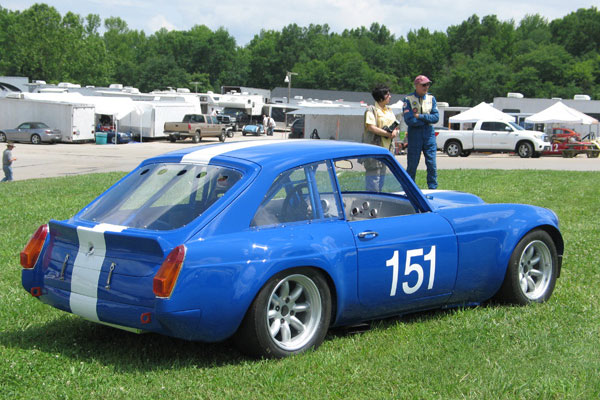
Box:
[5,133,600,181]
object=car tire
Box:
[219,130,226,142]
[111,136,117,144]
[192,131,201,143]
[242,131,247,136]
[517,142,533,158]
[31,134,41,144]
[169,135,176,143]
[445,141,462,157]
[494,230,558,305]
[586,151,599,158]
[227,130,234,138]
[234,268,332,359]
[0,132,6,142]
[460,150,471,157]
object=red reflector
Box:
[140,312,152,324]
[153,245,186,298]
[31,287,42,297]
[20,224,49,269]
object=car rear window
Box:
[79,163,243,230]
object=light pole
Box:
[284,71,298,128]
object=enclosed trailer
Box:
[0,95,95,142]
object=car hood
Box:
[421,190,486,210]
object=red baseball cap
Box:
[414,75,432,85]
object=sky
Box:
[3,0,597,46]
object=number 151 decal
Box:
[386,246,436,296]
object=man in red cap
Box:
[403,75,439,189]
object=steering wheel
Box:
[281,183,310,222]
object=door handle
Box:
[358,231,378,239]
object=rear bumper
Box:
[22,269,228,342]
[43,135,62,143]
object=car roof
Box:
[144,140,389,171]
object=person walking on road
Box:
[403,75,439,189]
[2,142,16,182]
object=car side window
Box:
[480,122,493,131]
[501,123,512,131]
[251,161,341,227]
[334,157,417,220]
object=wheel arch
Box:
[444,138,462,148]
[535,224,564,278]
[244,264,339,329]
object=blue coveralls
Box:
[403,92,439,189]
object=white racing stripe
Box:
[181,140,281,163]
[69,224,125,321]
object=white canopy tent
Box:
[524,101,599,125]
[449,102,515,123]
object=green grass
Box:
[1,170,599,399]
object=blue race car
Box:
[241,124,265,136]
[21,140,563,358]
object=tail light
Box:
[153,245,186,298]
[20,224,49,269]
[188,123,192,130]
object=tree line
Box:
[1,4,599,106]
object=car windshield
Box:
[79,163,243,230]
[509,122,524,131]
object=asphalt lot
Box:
[5,132,600,182]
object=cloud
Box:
[4,0,597,46]
[146,14,177,33]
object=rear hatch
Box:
[42,220,167,320]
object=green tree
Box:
[550,7,600,57]
[104,16,146,87]
[245,29,282,88]
[136,55,189,92]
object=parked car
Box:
[21,141,563,359]
[242,124,264,136]
[0,122,61,144]
[436,120,550,158]
[164,114,227,143]
[105,131,133,144]
[289,118,305,139]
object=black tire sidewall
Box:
[235,267,331,358]
[499,230,558,305]
[446,141,462,157]
[518,142,533,158]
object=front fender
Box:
[438,203,560,304]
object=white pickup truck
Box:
[436,120,551,158]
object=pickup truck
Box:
[436,120,550,158]
[216,115,235,137]
[163,114,227,143]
